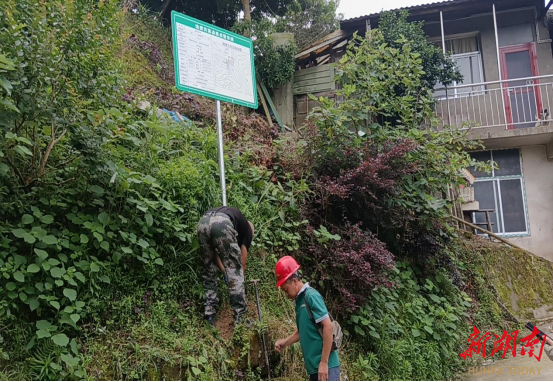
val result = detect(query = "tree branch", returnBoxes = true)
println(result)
[43,154,82,175]
[38,125,67,178]
[38,176,76,186]
[160,0,173,20]
[4,154,26,186]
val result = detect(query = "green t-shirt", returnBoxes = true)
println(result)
[295,285,340,375]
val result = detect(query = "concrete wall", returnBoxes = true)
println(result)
[427,7,553,129]
[426,7,553,260]
[508,145,553,260]
[423,8,553,81]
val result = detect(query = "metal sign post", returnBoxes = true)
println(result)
[171,11,257,205]
[215,100,227,206]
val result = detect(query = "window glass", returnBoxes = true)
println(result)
[505,50,533,88]
[432,35,482,98]
[455,54,483,94]
[470,149,528,235]
[456,56,472,82]
[469,151,492,178]
[500,179,526,233]
[474,181,500,233]
[493,149,522,176]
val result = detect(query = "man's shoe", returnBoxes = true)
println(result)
[206,314,216,327]
[234,316,254,329]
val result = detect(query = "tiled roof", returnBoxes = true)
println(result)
[340,0,477,26]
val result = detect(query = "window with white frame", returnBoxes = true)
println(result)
[468,149,529,235]
[433,34,484,98]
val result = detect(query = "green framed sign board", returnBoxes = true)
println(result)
[171,11,258,109]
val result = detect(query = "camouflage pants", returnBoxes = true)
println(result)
[197,212,246,320]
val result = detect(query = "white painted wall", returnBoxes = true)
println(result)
[510,145,553,260]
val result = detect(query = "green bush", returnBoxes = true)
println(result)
[347,262,471,380]
[0,1,306,379]
[232,19,298,93]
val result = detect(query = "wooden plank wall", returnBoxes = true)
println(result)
[293,64,337,127]
[291,36,352,128]
[294,90,337,127]
[293,64,335,95]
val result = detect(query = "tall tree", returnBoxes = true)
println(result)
[378,10,462,89]
[140,0,293,27]
[240,0,251,21]
[276,0,341,49]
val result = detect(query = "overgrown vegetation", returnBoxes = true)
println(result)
[231,19,298,93]
[0,1,538,381]
[0,1,304,379]
[379,10,462,89]
[347,262,471,380]
[293,30,485,312]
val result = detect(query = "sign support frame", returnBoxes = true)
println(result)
[216,100,227,206]
[171,11,257,206]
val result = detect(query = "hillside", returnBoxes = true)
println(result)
[1,2,552,381]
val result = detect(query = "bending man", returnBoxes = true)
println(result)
[197,206,254,326]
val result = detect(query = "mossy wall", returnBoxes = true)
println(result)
[457,233,553,323]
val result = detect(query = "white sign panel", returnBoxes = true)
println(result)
[171,12,258,108]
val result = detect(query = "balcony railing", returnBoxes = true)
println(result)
[434,74,553,130]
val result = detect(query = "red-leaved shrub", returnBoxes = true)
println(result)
[298,222,395,313]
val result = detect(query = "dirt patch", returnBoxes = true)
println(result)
[215,307,234,340]
[215,301,259,340]
[246,300,261,320]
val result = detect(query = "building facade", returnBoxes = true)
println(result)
[291,0,553,260]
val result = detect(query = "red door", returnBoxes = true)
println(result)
[500,43,541,129]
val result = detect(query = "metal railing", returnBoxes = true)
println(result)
[434,74,553,130]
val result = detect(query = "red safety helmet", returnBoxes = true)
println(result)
[275,256,300,288]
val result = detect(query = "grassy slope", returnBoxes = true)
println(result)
[80,13,307,381]
[3,10,550,381]
[0,11,304,382]
[77,12,389,382]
